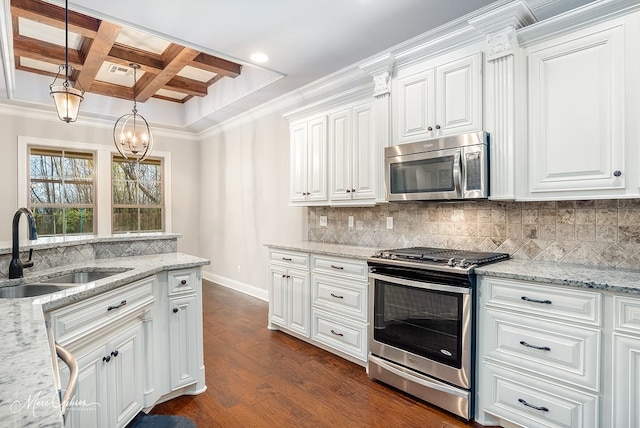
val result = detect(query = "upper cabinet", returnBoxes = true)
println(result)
[393,52,483,144]
[290,116,328,204]
[516,9,640,200]
[328,100,379,204]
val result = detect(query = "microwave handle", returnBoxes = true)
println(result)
[453,150,462,196]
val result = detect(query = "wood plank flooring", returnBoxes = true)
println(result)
[151,281,487,427]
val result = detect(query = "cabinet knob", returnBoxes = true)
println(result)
[351,189,355,193]
[180,279,187,285]
[172,307,179,313]
[435,124,441,130]
[103,355,111,363]
[614,170,622,177]
[111,350,119,358]
[427,126,433,131]
[346,189,351,193]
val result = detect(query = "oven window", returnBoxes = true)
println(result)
[389,156,454,194]
[374,280,462,368]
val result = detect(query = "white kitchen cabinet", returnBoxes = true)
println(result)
[521,15,638,200]
[328,100,378,204]
[61,321,144,428]
[393,52,482,144]
[476,276,602,427]
[612,296,640,428]
[290,116,328,204]
[268,250,311,337]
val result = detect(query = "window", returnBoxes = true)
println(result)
[28,148,95,236]
[112,156,164,233]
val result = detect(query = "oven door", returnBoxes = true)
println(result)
[369,272,472,389]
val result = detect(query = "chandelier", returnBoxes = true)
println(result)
[49,0,84,123]
[113,63,153,162]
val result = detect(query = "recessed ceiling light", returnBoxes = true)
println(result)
[250,52,269,63]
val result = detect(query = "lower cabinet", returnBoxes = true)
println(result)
[267,248,369,365]
[49,267,204,428]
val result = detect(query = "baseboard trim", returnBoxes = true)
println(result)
[202,272,268,302]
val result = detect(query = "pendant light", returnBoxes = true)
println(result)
[49,0,84,123]
[113,63,153,162]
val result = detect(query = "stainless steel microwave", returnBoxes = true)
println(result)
[385,132,489,202]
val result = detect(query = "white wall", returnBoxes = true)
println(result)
[198,107,307,300]
[0,107,201,256]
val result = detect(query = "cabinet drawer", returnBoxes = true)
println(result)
[311,255,367,281]
[484,308,600,391]
[49,277,155,344]
[311,308,367,362]
[168,269,197,295]
[483,362,598,428]
[311,274,367,321]
[270,249,309,269]
[614,295,640,334]
[481,277,601,326]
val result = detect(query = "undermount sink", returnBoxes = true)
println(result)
[40,268,131,284]
[0,283,76,298]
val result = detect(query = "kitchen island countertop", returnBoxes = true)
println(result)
[0,252,209,428]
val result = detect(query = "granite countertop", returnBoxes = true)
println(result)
[0,252,209,428]
[265,241,381,260]
[476,259,640,294]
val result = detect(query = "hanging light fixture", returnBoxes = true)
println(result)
[113,63,153,162]
[49,0,84,123]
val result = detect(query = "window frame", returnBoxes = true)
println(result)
[18,135,172,236]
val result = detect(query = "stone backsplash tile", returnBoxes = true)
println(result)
[308,199,640,269]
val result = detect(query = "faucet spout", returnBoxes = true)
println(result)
[9,207,38,279]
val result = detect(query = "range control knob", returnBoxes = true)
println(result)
[447,258,456,267]
[459,259,468,268]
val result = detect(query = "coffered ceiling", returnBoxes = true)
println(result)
[0,0,597,133]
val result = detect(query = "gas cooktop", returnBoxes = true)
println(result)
[369,246,509,271]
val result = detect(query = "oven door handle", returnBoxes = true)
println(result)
[369,272,471,294]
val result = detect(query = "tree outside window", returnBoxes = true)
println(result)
[112,157,163,232]
[29,148,95,236]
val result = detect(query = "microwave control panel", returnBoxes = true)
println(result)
[465,152,482,191]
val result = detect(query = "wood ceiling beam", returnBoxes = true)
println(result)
[164,75,208,97]
[77,21,121,91]
[10,0,99,38]
[191,52,242,78]
[13,34,83,69]
[88,80,133,101]
[135,43,199,102]
[106,43,164,74]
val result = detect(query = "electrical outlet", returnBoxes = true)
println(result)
[386,216,393,229]
[348,216,354,229]
[320,215,327,227]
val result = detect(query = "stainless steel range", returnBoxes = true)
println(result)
[367,247,509,420]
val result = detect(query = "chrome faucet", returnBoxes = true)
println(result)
[9,207,38,279]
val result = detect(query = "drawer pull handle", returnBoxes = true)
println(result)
[330,265,344,270]
[521,296,552,305]
[519,341,551,351]
[330,293,344,299]
[107,300,127,311]
[518,398,549,412]
[330,329,344,337]
[282,257,292,261]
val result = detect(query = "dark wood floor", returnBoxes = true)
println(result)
[151,281,486,427]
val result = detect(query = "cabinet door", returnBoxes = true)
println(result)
[394,68,435,143]
[290,122,308,202]
[435,53,482,136]
[527,24,625,196]
[306,116,328,201]
[287,269,310,336]
[169,295,198,390]
[612,333,640,428]
[62,345,108,428]
[351,102,376,200]
[269,265,288,327]
[109,323,144,428]
[329,109,353,201]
